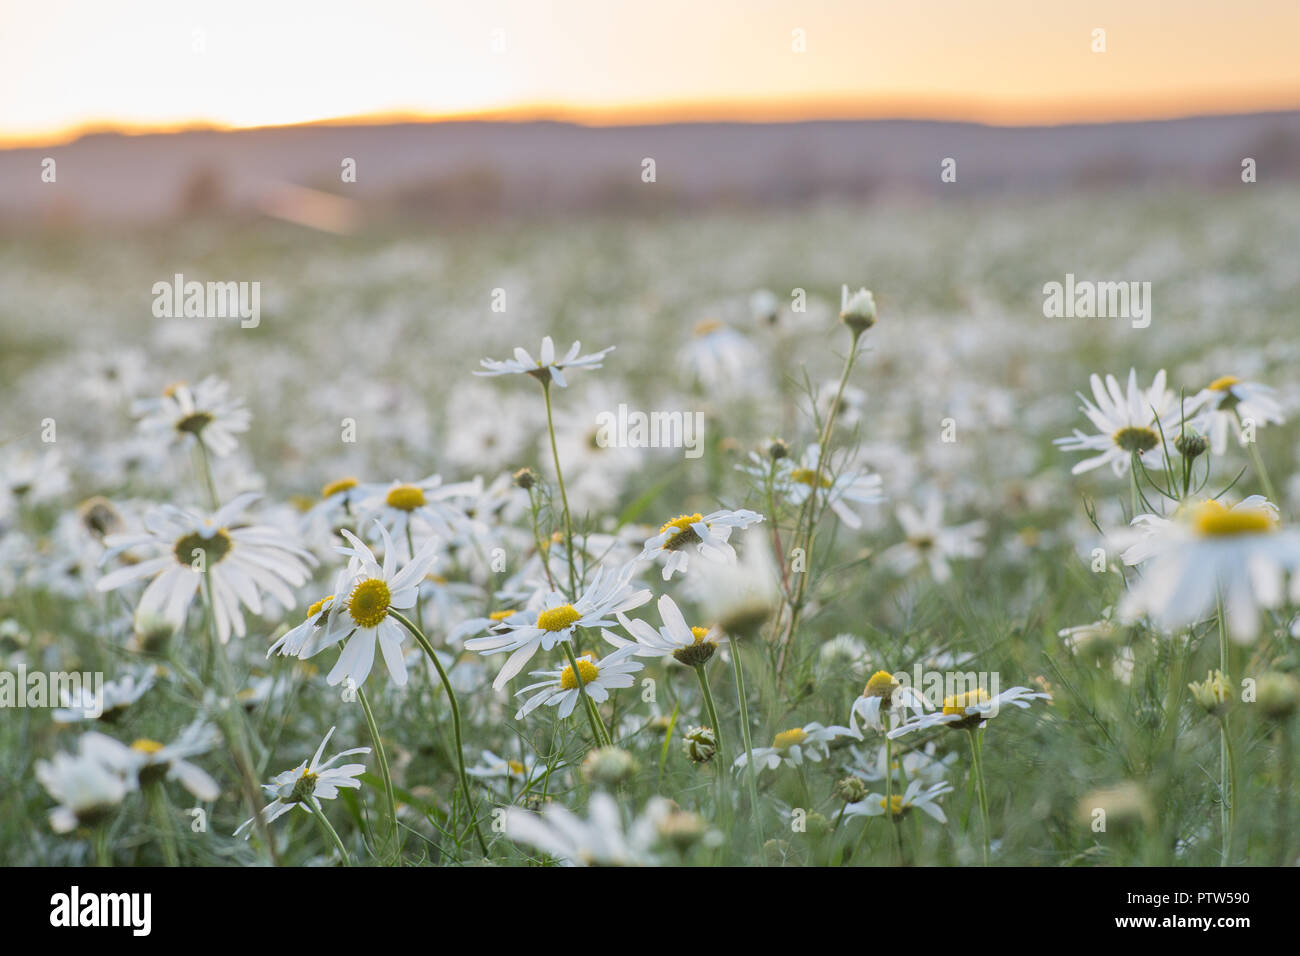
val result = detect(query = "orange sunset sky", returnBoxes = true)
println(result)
[3,0,1299,146]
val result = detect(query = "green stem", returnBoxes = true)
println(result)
[202,577,280,864]
[541,380,578,599]
[147,782,181,866]
[392,609,489,856]
[968,728,990,866]
[562,640,611,746]
[358,686,400,858]
[1216,592,1235,865]
[730,643,765,860]
[307,797,350,865]
[694,663,725,760]
[1239,418,1279,505]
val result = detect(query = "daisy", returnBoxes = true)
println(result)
[845,740,958,787]
[605,593,727,666]
[82,721,221,801]
[95,492,315,644]
[356,474,474,555]
[637,508,764,580]
[501,791,671,866]
[1116,496,1300,642]
[677,319,763,392]
[879,495,987,583]
[133,377,251,458]
[732,721,851,773]
[53,667,156,723]
[847,670,930,737]
[234,726,369,837]
[682,538,782,638]
[465,561,650,690]
[474,335,614,388]
[266,570,348,660]
[467,749,548,787]
[1054,369,1180,476]
[1188,375,1285,455]
[842,778,953,823]
[320,525,440,688]
[888,685,1050,738]
[35,740,133,833]
[751,444,884,530]
[513,646,644,720]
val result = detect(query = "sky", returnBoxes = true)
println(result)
[3,0,1300,145]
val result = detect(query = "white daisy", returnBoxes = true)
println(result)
[1054,368,1180,476]
[732,721,852,773]
[53,667,156,723]
[847,670,930,737]
[637,508,764,580]
[605,593,728,665]
[842,778,953,823]
[513,646,644,720]
[35,740,133,833]
[321,525,440,688]
[133,377,251,458]
[1116,496,1300,642]
[467,749,547,786]
[474,335,614,388]
[888,686,1051,738]
[356,474,474,556]
[501,791,671,866]
[751,444,884,530]
[266,570,348,660]
[1188,375,1285,455]
[95,492,315,644]
[677,319,763,392]
[465,561,651,690]
[82,721,221,801]
[879,494,986,583]
[235,726,369,837]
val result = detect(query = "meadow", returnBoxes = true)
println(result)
[2,183,1298,866]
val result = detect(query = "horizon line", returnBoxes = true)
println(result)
[7,91,1300,150]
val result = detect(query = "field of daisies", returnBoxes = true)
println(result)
[3,183,1299,867]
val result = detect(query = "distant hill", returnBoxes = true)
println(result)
[2,112,1299,225]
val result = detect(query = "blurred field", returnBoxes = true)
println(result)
[2,181,1299,865]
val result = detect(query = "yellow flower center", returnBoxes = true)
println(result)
[489,609,515,622]
[507,760,526,775]
[162,382,185,398]
[307,595,333,619]
[1112,426,1159,454]
[131,739,165,754]
[322,477,358,499]
[386,484,426,511]
[560,658,599,690]
[790,467,833,489]
[942,688,991,716]
[659,513,705,551]
[1192,499,1276,537]
[347,578,392,629]
[537,604,582,632]
[865,670,898,698]
[690,626,712,644]
[693,319,724,336]
[1208,376,1240,392]
[879,795,906,816]
[773,727,808,749]
[173,529,232,567]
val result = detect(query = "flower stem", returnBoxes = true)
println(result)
[391,609,489,857]
[1239,419,1280,505]
[147,782,181,866]
[358,686,400,859]
[967,728,990,866]
[694,663,725,761]
[730,643,765,860]
[307,797,350,866]
[1216,592,1235,865]
[541,380,578,599]
[561,640,611,747]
